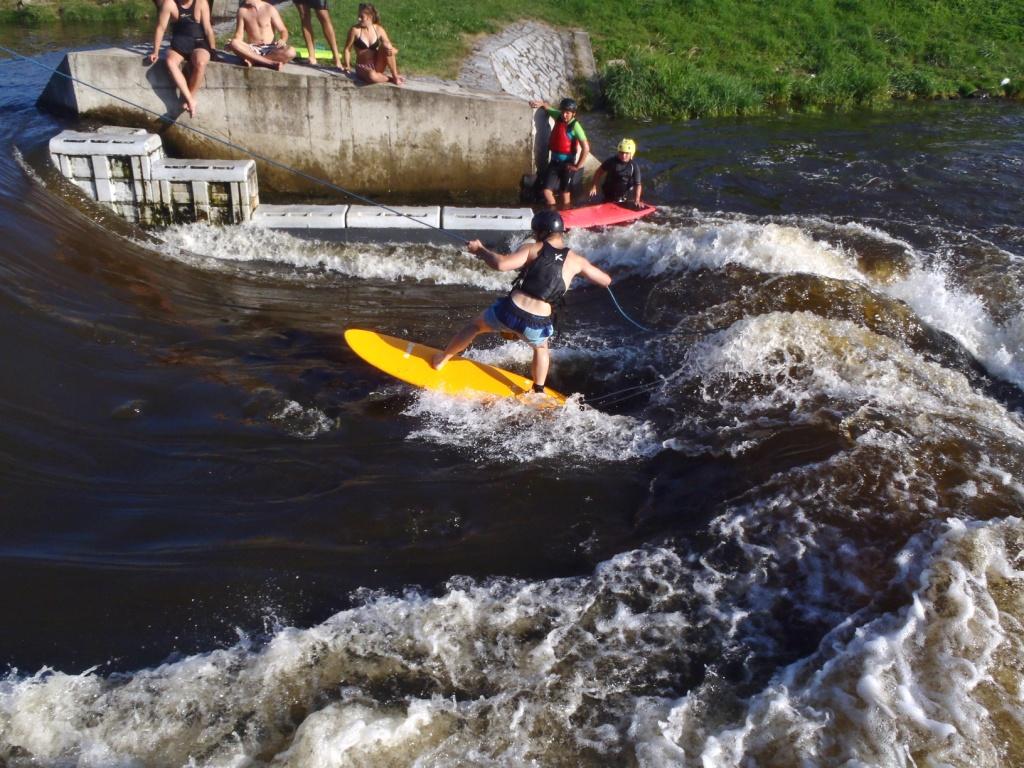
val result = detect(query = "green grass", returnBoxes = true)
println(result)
[280,0,1024,118]
[0,0,152,25]
[6,0,1023,117]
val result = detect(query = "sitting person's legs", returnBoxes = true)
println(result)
[374,44,403,84]
[229,40,292,69]
[356,60,390,83]
[164,48,197,116]
[187,47,211,98]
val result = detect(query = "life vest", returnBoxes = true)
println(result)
[549,119,580,158]
[514,242,569,304]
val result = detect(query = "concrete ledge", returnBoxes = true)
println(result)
[152,158,255,182]
[49,130,163,156]
[442,206,533,231]
[249,203,534,243]
[346,205,440,229]
[39,46,541,200]
[252,204,349,229]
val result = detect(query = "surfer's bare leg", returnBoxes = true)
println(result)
[433,315,489,370]
[531,343,550,388]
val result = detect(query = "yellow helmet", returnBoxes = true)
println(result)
[617,138,637,154]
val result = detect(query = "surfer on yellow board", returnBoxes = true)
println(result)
[432,210,612,394]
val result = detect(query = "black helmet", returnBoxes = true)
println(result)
[531,210,565,239]
[558,97,578,112]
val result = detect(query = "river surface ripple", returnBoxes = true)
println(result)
[1,38,1024,768]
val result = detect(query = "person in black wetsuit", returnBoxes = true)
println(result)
[588,138,644,208]
[432,211,612,395]
[148,0,216,118]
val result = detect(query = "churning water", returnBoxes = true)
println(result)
[1,39,1024,767]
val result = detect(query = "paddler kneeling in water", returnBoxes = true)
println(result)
[432,210,612,394]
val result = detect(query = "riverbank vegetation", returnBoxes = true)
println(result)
[336,0,1024,118]
[4,0,1021,119]
[0,0,150,25]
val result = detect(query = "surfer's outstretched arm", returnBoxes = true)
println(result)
[574,253,613,288]
[467,240,534,272]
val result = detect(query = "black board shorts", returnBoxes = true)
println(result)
[542,158,575,193]
[293,0,329,9]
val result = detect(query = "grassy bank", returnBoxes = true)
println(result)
[283,0,1023,118]
[6,0,1022,119]
[0,0,151,25]
[311,0,1024,118]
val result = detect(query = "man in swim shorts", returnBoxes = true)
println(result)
[432,210,612,394]
[293,0,342,68]
[528,97,591,209]
[227,0,296,69]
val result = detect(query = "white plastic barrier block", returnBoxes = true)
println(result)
[49,129,165,222]
[346,205,441,230]
[252,204,349,229]
[151,158,256,183]
[49,130,162,158]
[96,125,150,136]
[151,158,259,223]
[441,207,534,231]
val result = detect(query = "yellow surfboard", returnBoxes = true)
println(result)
[344,329,567,405]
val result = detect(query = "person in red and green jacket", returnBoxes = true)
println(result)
[528,97,590,209]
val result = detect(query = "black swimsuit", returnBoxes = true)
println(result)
[170,0,210,58]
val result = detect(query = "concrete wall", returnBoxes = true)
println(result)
[38,47,539,201]
[208,0,236,20]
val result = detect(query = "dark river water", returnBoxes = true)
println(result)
[2,31,1024,768]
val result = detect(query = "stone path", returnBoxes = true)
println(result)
[457,20,595,102]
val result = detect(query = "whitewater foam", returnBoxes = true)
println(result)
[152,224,512,290]
[404,390,661,464]
[576,212,1024,391]
[675,311,1024,448]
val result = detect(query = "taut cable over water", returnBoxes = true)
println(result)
[1,42,660,336]
[4,43,1024,763]
[0,43,465,242]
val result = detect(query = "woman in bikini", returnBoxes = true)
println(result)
[148,0,216,118]
[341,3,404,85]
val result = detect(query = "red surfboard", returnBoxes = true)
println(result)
[561,202,656,230]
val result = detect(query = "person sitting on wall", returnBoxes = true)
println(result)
[342,3,405,85]
[528,97,590,209]
[294,0,343,68]
[588,138,644,209]
[227,0,296,70]
[148,0,217,118]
